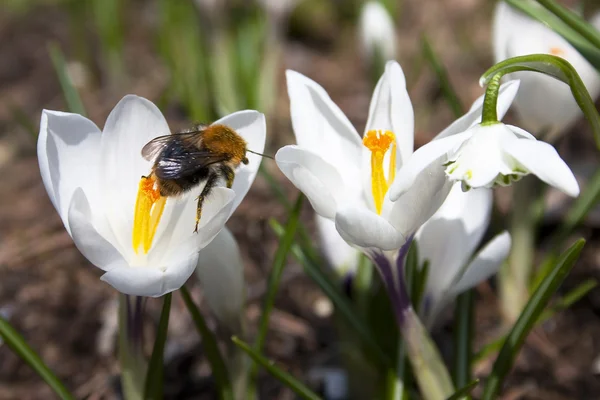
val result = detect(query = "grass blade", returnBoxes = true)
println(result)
[0,316,74,400]
[232,336,321,400]
[180,286,233,400]
[446,379,479,400]
[270,220,392,368]
[481,239,585,399]
[144,293,172,400]
[48,43,86,116]
[535,0,600,50]
[452,291,473,389]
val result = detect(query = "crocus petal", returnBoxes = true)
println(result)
[196,227,245,333]
[276,145,348,219]
[502,133,580,196]
[451,231,511,295]
[68,189,128,272]
[365,61,414,164]
[100,266,169,298]
[335,205,405,251]
[213,110,266,214]
[388,132,471,200]
[435,80,520,140]
[286,70,363,175]
[100,95,171,251]
[38,110,102,234]
[493,2,532,63]
[384,154,454,238]
[316,215,361,274]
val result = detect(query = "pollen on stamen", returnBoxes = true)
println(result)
[363,130,397,215]
[132,176,166,255]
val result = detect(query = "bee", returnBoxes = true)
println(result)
[141,123,257,232]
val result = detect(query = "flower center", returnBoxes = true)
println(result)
[132,175,166,254]
[363,130,396,214]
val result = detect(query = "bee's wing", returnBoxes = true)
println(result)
[154,151,228,179]
[141,131,203,162]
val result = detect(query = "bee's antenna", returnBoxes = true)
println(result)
[247,149,274,159]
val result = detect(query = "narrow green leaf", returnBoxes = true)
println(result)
[445,379,479,400]
[0,316,74,400]
[535,0,600,50]
[232,336,321,400]
[10,104,38,139]
[180,286,233,400]
[270,220,392,368]
[452,291,473,389]
[475,278,596,362]
[481,54,600,148]
[422,35,464,118]
[505,0,600,70]
[482,239,585,399]
[144,293,172,400]
[386,338,409,400]
[48,43,86,116]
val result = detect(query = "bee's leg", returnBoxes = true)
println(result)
[195,172,219,233]
[219,165,235,189]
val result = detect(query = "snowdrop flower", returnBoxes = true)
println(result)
[359,1,396,64]
[416,185,511,328]
[493,2,600,140]
[38,95,265,297]
[196,227,246,333]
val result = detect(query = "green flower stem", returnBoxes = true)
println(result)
[399,307,455,400]
[501,177,538,324]
[481,73,502,125]
[118,295,146,400]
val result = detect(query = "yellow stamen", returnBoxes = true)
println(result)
[549,47,565,57]
[363,130,396,214]
[132,176,166,254]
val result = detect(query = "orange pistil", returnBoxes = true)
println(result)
[132,175,166,254]
[363,130,397,214]
[549,47,565,57]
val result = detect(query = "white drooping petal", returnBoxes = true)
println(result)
[435,80,520,140]
[446,124,518,188]
[316,215,361,275]
[100,95,171,251]
[68,189,128,272]
[335,205,405,251]
[451,231,512,295]
[276,145,349,219]
[38,110,102,234]
[196,227,246,333]
[417,186,492,307]
[358,1,396,63]
[100,265,175,298]
[285,70,363,178]
[384,154,454,238]
[388,132,471,200]
[365,61,414,164]
[212,110,266,214]
[502,131,580,197]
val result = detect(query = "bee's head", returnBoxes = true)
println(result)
[242,156,249,165]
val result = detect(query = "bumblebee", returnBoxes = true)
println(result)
[141,123,250,232]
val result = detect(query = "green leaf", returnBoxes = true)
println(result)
[452,291,473,389]
[422,35,464,118]
[48,43,87,116]
[481,239,585,400]
[270,220,392,368]
[180,286,233,400]
[144,293,172,400]
[535,0,600,51]
[445,379,479,400]
[481,54,600,148]
[504,0,600,71]
[232,336,322,400]
[0,316,74,400]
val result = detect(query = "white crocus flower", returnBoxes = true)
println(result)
[196,227,246,333]
[493,2,600,140]
[277,60,519,267]
[38,95,265,297]
[359,1,397,63]
[416,185,511,328]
